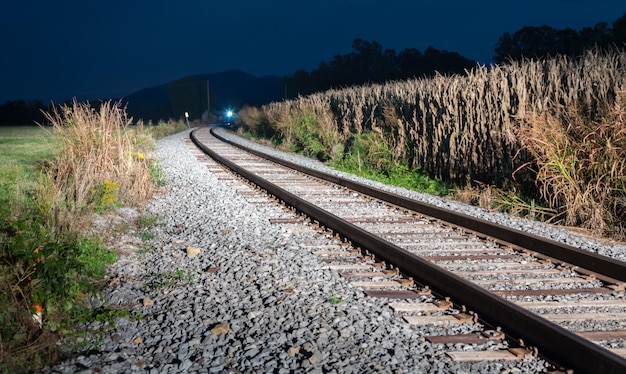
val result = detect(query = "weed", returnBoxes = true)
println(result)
[94,180,121,212]
[92,307,131,324]
[327,295,343,304]
[50,306,135,354]
[38,100,157,231]
[452,180,558,221]
[147,119,188,139]
[235,106,276,139]
[149,159,166,187]
[113,221,132,236]
[0,218,116,372]
[136,246,155,254]
[275,110,329,160]
[136,214,158,229]
[143,270,196,291]
[139,230,155,242]
[516,91,626,236]
[135,214,159,242]
[490,186,559,222]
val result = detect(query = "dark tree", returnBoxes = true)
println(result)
[0,100,50,126]
[284,39,476,98]
[421,46,476,75]
[494,26,566,63]
[613,13,626,44]
[397,48,424,77]
[284,69,316,98]
[578,22,612,50]
[494,13,626,63]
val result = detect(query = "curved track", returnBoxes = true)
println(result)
[190,126,626,373]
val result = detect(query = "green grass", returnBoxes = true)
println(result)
[333,161,451,196]
[0,126,58,227]
[0,126,58,372]
[327,132,451,196]
[0,126,57,176]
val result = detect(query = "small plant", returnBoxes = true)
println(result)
[453,180,558,221]
[139,230,155,242]
[135,214,159,242]
[490,186,559,222]
[94,180,120,211]
[143,270,196,291]
[136,214,158,228]
[113,221,131,235]
[136,245,155,254]
[149,159,166,187]
[57,306,135,353]
[327,295,343,304]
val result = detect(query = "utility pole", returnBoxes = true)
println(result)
[206,80,210,121]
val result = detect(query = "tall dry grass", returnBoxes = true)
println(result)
[515,92,626,235]
[38,100,156,233]
[236,106,274,139]
[253,96,346,161]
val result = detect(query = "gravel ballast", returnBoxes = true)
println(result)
[41,127,626,373]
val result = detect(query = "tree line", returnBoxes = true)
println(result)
[283,39,477,98]
[0,100,51,126]
[493,13,626,63]
[0,99,112,126]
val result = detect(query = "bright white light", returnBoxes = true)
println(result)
[226,110,233,118]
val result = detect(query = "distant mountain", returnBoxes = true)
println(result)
[122,70,284,122]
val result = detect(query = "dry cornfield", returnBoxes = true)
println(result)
[259,49,626,186]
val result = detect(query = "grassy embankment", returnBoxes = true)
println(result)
[0,102,187,373]
[235,49,626,238]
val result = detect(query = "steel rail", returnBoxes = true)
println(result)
[191,128,626,374]
[209,127,626,283]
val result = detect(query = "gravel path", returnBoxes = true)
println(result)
[41,127,626,373]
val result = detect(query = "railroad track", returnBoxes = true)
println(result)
[189,126,626,373]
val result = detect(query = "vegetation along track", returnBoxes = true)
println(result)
[190,126,626,373]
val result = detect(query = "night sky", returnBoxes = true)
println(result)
[1,0,624,104]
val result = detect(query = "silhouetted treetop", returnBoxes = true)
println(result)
[284,39,476,98]
[494,12,626,63]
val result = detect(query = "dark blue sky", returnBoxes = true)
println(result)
[1,0,624,103]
